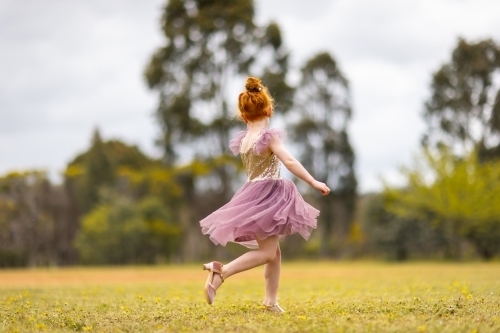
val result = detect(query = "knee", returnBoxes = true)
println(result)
[263,247,281,263]
[263,249,277,263]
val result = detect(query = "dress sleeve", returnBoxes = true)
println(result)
[229,131,247,156]
[254,128,287,155]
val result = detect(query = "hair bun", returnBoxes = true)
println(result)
[245,77,262,92]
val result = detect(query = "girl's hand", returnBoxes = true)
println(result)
[269,135,330,196]
[312,181,330,196]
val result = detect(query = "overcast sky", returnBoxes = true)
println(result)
[1,0,500,193]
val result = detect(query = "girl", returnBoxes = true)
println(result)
[199,77,330,313]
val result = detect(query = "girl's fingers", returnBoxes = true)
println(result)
[323,185,330,195]
[315,182,330,195]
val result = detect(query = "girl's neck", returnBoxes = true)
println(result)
[246,117,269,132]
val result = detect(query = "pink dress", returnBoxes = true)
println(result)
[199,128,319,249]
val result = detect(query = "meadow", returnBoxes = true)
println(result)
[0,262,499,332]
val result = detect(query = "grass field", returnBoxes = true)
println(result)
[1,262,499,332]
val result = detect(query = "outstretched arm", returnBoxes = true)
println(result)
[268,134,330,196]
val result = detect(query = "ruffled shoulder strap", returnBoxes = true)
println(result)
[229,130,247,156]
[254,128,286,155]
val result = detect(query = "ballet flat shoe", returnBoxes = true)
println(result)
[262,302,285,313]
[202,261,224,305]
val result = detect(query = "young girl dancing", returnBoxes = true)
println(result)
[199,77,330,313]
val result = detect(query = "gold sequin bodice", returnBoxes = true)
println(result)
[241,149,281,182]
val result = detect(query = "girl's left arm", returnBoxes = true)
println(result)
[269,135,330,196]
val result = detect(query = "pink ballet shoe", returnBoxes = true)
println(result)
[262,302,285,313]
[202,261,224,305]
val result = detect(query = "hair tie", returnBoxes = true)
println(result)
[248,87,262,93]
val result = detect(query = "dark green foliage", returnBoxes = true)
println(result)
[383,148,500,260]
[74,193,181,265]
[70,136,154,171]
[145,0,258,165]
[65,128,158,214]
[0,171,78,266]
[466,221,500,260]
[420,38,500,260]
[423,38,500,159]
[79,129,115,213]
[360,193,445,261]
[139,196,182,261]
[294,52,355,193]
[261,22,295,113]
[68,129,156,173]
[63,132,185,265]
[291,52,357,257]
[144,0,290,166]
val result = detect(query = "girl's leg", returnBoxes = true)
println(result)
[263,243,281,306]
[210,235,279,290]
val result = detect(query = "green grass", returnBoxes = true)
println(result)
[1,262,499,332]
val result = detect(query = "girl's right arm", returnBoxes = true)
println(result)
[269,135,330,196]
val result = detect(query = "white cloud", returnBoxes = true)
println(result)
[255,0,334,22]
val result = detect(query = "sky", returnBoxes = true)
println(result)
[1,0,500,193]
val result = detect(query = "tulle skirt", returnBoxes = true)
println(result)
[200,179,319,249]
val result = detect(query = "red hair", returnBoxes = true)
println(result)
[237,77,274,122]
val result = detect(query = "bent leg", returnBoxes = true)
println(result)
[210,235,279,290]
[264,243,281,306]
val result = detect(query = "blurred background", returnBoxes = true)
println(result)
[1,0,499,267]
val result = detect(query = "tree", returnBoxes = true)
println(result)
[65,129,159,214]
[74,128,115,213]
[423,38,500,159]
[144,1,293,260]
[144,0,291,198]
[0,171,77,266]
[74,192,181,265]
[291,52,357,257]
[260,22,295,114]
[384,147,500,260]
[360,193,446,261]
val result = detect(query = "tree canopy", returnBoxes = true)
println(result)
[384,147,500,259]
[65,128,159,214]
[144,0,290,165]
[291,52,357,256]
[423,38,500,159]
